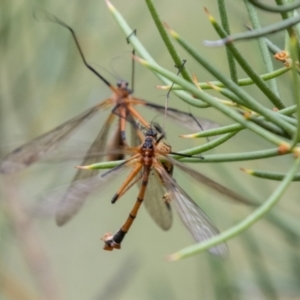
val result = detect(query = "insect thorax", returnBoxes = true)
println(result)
[156,141,171,154]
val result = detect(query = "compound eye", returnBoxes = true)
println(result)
[117,82,121,88]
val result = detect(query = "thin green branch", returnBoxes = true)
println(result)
[247,0,300,13]
[137,56,292,145]
[168,27,295,133]
[204,14,300,46]
[83,147,285,169]
[249,117,290,138]
[144,0,193,83]
[244,169,300,181]
[183,105,296,139]
[172,132,237,158]
[217,0,238,82]
[207,9,285,109]
[105,0,208,108]
[290,32,300,147]
[264,37,283,54]
[161,67,290,91]
[179,148,285,163]
[182,123,242,138]
[244,0,280,97]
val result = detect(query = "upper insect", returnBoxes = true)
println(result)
[116,80,131,93]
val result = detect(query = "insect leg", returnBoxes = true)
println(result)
[102,166,150,251]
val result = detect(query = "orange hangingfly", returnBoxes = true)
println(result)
[0,13,218,225]
[77,123,251,256]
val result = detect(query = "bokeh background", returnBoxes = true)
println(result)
[1,0,300,299]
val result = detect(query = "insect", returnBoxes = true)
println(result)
[0,14,218,224]
[77,124,251,256]
[0,12,217,173]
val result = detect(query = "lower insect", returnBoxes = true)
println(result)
[78,124,251,256]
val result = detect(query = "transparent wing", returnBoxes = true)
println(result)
[106,124,126,161]
[34,155,132,223]
[143,169,172,231]
[55,113,117,226]
[0,101,111,174]
[155,162,228,256]
[163,107,220,132]
[164,155,254,206]
[135,99,219,132]
[130,122,172,230]
[130,117,143,148]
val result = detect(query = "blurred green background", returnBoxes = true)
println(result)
[1,0,300,299]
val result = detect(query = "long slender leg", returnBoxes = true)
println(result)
[165,59,187,129]
[102,166,150,251]
[126,105,149,127]
[126,29,137,93]
[111,163,142,204]
[119,105,127,142]
[39,11,116,91]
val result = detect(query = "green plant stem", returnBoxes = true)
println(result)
[183,123,243,138]
[168,28,295,134]
[179,148,284,163]
[137,56,291,146]
[264,37,283,54]
[105,0,208,108]
[106,0,294,143]
[248,0,300,13]
[87,147,285,170]
[172,132,237,158]
[245,169,300,181]
[275,0,294,19]
[217,0,238,82]
[165,67,290,91]
[185,104,296,138]
[290,32,300,147]
[144,0,193,83]
[204,13,300,46]
[244,0,280,97]
[208,11,285,109]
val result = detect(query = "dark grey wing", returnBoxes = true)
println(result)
[139,100,220,132]
[129,116,143,148]
[106,124,126,161]
[143,169,172,230]
[55,113,117,226]
[0,101,110,174]
[165,155,254,206]
[35,151,130,222]
[129,122,172,230]
[155,163,228,256]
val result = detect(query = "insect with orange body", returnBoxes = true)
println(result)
[78,124,251,256]
[0,14,218,225]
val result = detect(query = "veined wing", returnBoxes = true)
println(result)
[132,98,219,132]
[55,113,117,226]
[155,162,228,257]
[106,124,126,161]
[164,155,254,206]
[143,168,172,231]
[130,122,172,230]
[34,150,131,222]
[0,100,111,174]
[130,116,143,148]
[164,107,219,132]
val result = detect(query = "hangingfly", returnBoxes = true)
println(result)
[77,124,251,256]
[0,13,218,225]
